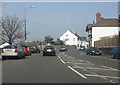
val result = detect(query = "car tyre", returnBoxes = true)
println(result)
[111,54,115,59]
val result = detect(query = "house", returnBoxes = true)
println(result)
[60,30,88,49]
[86,13,119,47]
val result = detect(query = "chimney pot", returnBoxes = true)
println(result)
[96,13,101,22]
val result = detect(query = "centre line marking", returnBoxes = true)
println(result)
[68,66,87,79]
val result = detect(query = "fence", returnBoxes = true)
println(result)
[94,35,120,55]
[94,35,120,48]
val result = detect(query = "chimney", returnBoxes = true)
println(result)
[96,13,101,22]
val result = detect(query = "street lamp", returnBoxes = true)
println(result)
[24,6,35,41]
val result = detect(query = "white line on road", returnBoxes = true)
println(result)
[60,59,65,64]
[68,66,87,79]
[72,66,117,71]
[100,65,119,71]
[84,74,120,79]
[58,56,60,59]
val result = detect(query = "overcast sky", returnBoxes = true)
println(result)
[2,1,118,41]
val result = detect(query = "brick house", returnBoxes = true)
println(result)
[86,13,119,47]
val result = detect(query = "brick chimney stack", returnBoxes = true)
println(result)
[96,13,101,22]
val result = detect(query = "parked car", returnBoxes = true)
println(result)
[110,46,120,59]
[59,46,67,52]
[0,48,2,59]
[29,46,40,53]
[79,45,85,50]
[29,46,36,53]
[86,47,101,55]
[43,45,56,56]
[22,46,31,56]
[1,45,25,59]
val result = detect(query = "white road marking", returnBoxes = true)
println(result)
[60,59,65,64]
[68,66,87,79]
[83,60,95,65]
[84,74,120,79]
[72,66,117,71]
[101,65,119,71]
[58,56,60,59]
[110,79,119,83]
[66,61,70,63]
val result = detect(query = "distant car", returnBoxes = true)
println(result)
[110,46,120,59]
[86,47,101,55]
[1,45,25,59]
[79,46,85,50]
[29,46,36,53]
[60,46,67,52]
[29,46,40,53]
[22,46,31,56]
[43,45,56,56]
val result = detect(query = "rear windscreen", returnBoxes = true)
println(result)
[4,45,17,49]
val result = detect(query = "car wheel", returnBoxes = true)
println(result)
[18,55,22,59]
[22,55,26,58]
[43,54,45,56]
[111,54,115,59]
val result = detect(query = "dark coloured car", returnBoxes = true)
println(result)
[43,45,56,56]
[60,46,67,52]
[29,46,40,53]
[110,46,120,59]
[86,47,101,55]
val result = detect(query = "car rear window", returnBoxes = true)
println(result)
[44,46,54,50]
[91,47,100,51]
[4,45,17,49]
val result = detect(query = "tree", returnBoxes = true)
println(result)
[44,35,53,44]
[56,38,64,45]
[1,15,24,45]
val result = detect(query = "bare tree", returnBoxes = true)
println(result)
[1,15,24,45]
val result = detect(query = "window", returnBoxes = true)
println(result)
[65,38,69,41]
[73,38,75,41]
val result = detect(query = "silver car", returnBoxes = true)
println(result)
[1,45,25,59]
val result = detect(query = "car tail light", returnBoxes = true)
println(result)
[15,49,19,53]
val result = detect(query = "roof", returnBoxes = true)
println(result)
[80,37,87,41]
[0,43,10,48]
[93,18,119,27]
[68,30,81,39]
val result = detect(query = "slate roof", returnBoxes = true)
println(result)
[93,18,119,27]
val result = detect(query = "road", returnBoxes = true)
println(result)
[2,46,120,84]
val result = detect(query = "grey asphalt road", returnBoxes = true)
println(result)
[2,46,120,84]
[2,54,87,83]
[59,46,120,83]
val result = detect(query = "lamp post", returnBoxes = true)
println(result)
[24,6,35,42]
